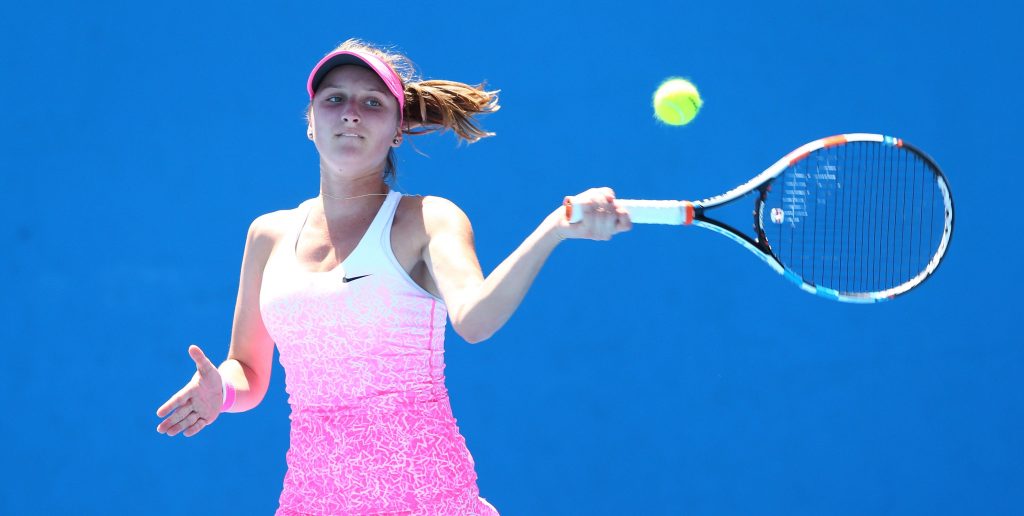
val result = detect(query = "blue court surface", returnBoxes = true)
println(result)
[2,1,1020,514]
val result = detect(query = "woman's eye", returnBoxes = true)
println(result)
[366,98,382,107]
[327,96,344,103]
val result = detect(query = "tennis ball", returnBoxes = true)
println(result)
[653,78,702,126]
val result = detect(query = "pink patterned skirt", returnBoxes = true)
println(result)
[275,398,498,515]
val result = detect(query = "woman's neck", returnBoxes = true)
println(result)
[317,168,389,220]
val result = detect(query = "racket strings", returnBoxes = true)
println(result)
[766,141,946,294]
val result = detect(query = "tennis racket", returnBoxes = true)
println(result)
[564,133,954,303]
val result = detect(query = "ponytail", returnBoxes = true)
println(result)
[404,80,500,143]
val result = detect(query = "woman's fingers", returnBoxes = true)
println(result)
[561,187,632,241]
[588,209,615,240]
[157,345,210,420]
[165,409,201,437]
[189,345,223,405]
[182,418,208,438]
[156,345,223,437]
[158,387,221,436]
[580,189,622,240]
[156,383,192,419]
[189,345,218,378]
[157,399,193,434]
[614,206,633,234]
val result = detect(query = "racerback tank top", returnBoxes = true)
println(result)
[259,191,498,515]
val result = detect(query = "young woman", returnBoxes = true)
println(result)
[156,38,631,515]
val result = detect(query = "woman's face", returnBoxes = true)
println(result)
[308,64,401,173]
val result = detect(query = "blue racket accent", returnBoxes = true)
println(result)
[815,286,840,301]
[782,268,802,286]
[697,219,893,302]
[691,220,784,274]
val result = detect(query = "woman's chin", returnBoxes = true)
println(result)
[321,155,387,176]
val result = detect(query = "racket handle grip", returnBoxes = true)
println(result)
[563,198,693,225]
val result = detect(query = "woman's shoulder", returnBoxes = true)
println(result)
[247,200,311,246]
[400,194,469,222]
[397,194,472,234]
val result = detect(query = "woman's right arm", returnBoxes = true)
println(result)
[219,213,278,412]
[155,214,278,436]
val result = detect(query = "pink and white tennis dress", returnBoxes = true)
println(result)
[259,191,498,515]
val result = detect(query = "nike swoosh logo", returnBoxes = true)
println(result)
[342,274,372,283]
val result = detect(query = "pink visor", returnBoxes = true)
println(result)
[307,50,405,122]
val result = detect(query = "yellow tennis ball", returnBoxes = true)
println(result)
[653,78,702,126]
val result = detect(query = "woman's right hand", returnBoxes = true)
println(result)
[557,187,633,241]
[156,345,224,437]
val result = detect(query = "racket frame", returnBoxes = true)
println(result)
[565,133,955,303]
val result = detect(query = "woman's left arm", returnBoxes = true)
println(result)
[423,188,631,343]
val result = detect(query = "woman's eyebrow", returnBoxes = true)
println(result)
[320,83,387,94]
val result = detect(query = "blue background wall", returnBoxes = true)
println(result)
[2,1,1020,514]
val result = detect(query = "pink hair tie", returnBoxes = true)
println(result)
[220,376,236,412]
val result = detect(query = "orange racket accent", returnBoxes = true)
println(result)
[790,135,848,165]
[563,196,573,221]
[821,135,848,148]
[683,202,695,225]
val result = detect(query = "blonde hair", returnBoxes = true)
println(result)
[308,38,501,181]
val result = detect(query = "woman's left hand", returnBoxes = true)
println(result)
[555,187,632,241]
[155,345,224,437]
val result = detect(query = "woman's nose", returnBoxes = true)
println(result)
[340,100,360,123]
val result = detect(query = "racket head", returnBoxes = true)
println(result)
[749,134,954,302]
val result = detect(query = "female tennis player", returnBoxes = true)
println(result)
[155,38,631,515]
